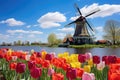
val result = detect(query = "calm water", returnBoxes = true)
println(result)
[0,46,120,57]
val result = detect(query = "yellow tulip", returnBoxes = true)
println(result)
[7,49,12,56]
[63,52,69,56]
[70,62,81,68]
[41,50,47,59]
[70,54,78,62]
[84,65,91,73]
[88,59,93,67]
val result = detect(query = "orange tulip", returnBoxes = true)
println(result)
[61,63,70,71]
[76,68,84,78]
[52,73,64,80]
[30,54,36,61]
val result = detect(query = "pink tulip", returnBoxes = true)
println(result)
[82,72,95,80]
[48,68,55,76]
[25,54,31,61]
[97,61,105,70]
[12,56,17,61]
[85,52,92,60]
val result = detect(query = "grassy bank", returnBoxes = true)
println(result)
[68,44,120,48]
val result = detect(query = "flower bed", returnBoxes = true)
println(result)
[0,48,120,80]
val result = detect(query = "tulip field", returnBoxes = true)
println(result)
[0,48,120,80]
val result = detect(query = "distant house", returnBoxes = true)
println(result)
[63,37,74,45]
[96,40,111,45]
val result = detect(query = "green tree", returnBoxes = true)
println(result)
[103,20,120,45]
[47,33,57,46]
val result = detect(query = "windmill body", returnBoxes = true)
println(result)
[64,4,100,45]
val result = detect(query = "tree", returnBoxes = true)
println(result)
[103,20,120,45]
[47,33,57,45]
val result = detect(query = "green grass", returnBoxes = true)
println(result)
[68,44,120,48]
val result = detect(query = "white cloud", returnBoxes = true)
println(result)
[37,12,66,28]
[82,3,120,18]
[0,33,10,39]
[56,33,66,39]
[70,3,120,20]
[58,27,74,32]
[33,24,39,27]
[95,26,103,32]
[17,36,23,39]
[94,26,105,40]
[7,29,43,35]
[28,34,35,38]
[26,25,31,28]
[70,16,79,21]
[0,18,25,26]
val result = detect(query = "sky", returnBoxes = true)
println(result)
[0,0,120,44]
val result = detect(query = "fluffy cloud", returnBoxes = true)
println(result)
[58,27,74,32]
[56,33,66,39]
[0,33,10,39]
[70,3,120,20]
[0,18,25,26]
[7,29,43,35]
[70,16,79,21]
[95,26,103,32]
[37,12,66,28]
[26,25,31,28]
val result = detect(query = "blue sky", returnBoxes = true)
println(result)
[0,0,120,44]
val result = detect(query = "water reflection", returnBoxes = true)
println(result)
[0,46,120,57]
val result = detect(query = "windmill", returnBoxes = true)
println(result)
[65,3,100,44]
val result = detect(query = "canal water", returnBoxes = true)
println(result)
[0,46,120,57]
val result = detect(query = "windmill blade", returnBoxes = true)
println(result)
[74,3,82,15]
[85,19,94,32]
[64,21,75,27]
[85,9,100,17]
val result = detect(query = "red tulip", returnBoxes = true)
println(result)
[66,68,77,79]
[4,54,12,62]
[9,62,17,70]
[78,54,86,63]
[108,55,117,64]
[30,67,42,79]
[45,54,53,61]
[102,56,108,64]
[28,61,36,71]
[93,55,100,64]
[61,63,70,71]
[0,53,4,58]
[36,52,41,57]
[42,60,50,68]
[16,62,26,73]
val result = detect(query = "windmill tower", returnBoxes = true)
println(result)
[65,4,100,45]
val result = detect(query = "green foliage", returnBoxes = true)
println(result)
[103,20,120,45]
[48,33,57,46]
[47,33,62,46]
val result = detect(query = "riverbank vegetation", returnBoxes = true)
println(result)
[68,44,120,48]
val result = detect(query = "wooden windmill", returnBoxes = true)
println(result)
[65,4,100,44]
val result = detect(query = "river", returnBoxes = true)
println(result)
[0,46,120,57]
